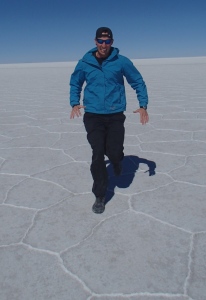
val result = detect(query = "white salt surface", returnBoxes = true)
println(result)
[0,57,206,299]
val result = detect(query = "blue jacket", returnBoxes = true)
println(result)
[70,47,148,114]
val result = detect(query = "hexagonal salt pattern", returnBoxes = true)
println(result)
[23,194,129,253]
[0,205,35,245]
[131,182,206,232]
[0,148,72,175]
[61,211,190,294]
[1,58,206,300]
[0,245,90,300]
[33,162,93,193]
[170,155,206,185]
[1,132,60,148]
[5,177,71,209]
[0,174,27,204]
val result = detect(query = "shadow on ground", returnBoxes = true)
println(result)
[105,155,156,204]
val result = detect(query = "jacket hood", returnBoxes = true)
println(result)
[82,47,119,64]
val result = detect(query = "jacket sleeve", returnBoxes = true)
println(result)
[69,61,85,107]
[122,58,148,107]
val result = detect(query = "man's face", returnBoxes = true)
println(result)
[95,35,113,58]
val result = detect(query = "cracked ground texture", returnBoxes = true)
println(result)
[0,57,206,300]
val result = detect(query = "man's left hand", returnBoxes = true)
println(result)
[133,108,149,125]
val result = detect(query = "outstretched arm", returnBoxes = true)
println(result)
[122,58,148,107]
[69,61,85,115]
[122,58,149,125]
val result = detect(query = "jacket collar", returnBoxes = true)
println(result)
[82,47,119,65]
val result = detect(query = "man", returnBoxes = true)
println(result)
[70,27,149,214]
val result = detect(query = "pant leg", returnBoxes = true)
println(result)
[105,112,126,164]
[83,113,108,197]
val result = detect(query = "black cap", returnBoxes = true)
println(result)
[95,27,113,39]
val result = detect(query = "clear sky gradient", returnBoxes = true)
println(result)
[0,0,205,64]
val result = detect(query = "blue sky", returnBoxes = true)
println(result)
[0,0,205,63]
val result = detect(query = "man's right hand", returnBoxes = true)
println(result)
[70,105,85,119]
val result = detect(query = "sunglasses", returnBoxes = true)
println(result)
[96,39,112,45]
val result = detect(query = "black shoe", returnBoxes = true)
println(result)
[113,163,122,176]
[92,197,105,214]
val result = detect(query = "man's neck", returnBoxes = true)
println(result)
[95,51,108,59]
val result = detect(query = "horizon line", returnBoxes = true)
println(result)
[0,55,206,66]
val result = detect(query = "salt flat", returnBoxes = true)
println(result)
[0,57,206,300]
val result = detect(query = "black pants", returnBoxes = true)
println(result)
[83,112,126,197]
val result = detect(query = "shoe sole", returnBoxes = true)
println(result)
[92,205,105,214]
